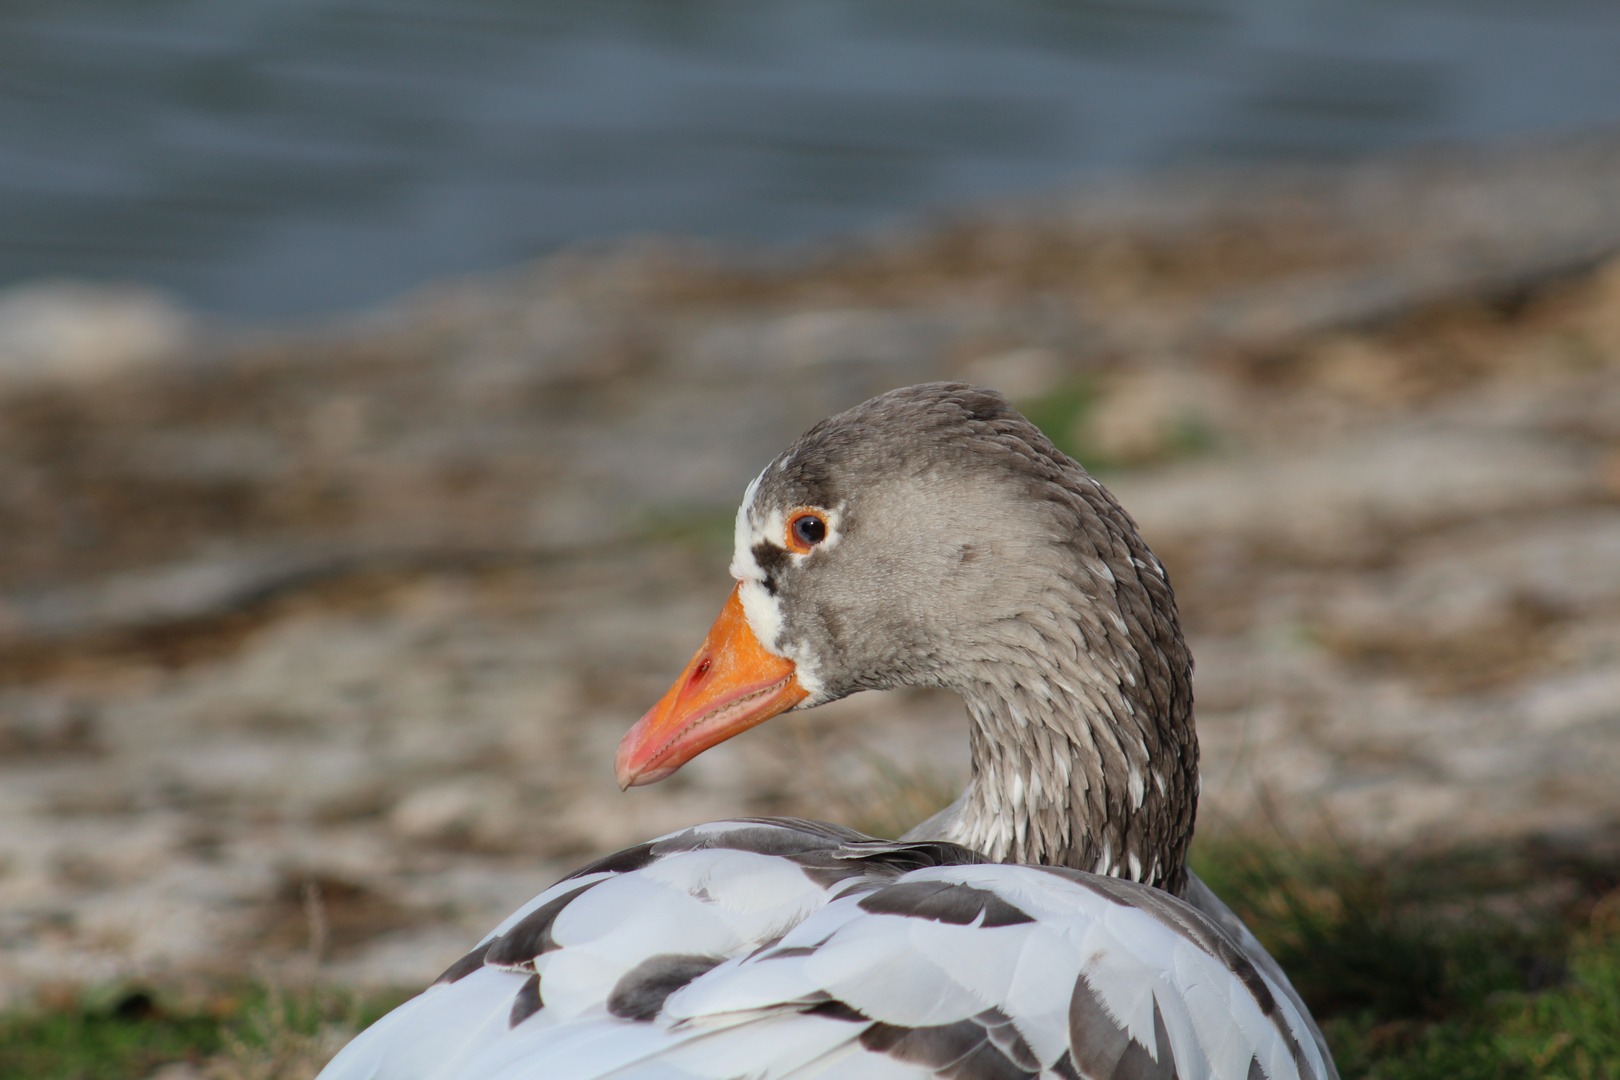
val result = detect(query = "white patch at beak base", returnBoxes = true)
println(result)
[727,468,826,701]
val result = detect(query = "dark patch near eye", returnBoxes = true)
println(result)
[797,479,840,511]
[752,541,791,575]
[1069,976,1177,1080]
[801,996,869,1022]
[762,451,841,513]
[558,841,659,881]
[857,880,1035,927]
[860,1009,1040,1079]
[606,954,724,1021]
[486,881,600,968]
[432,939,493,985]
[508,974,543,1028]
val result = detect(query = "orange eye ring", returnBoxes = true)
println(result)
[784,509,828,554]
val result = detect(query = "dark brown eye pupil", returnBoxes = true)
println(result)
[793,515,826,545]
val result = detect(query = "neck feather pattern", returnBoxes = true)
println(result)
[942,663,1197,896]
[926,467,1198,896]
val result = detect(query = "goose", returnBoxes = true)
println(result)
[318,383,1337,1080]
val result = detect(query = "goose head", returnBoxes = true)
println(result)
[615,382,1197,892]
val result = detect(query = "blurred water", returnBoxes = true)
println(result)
[1,0,1618,318]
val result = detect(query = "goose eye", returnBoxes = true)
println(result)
[787,512,827,552]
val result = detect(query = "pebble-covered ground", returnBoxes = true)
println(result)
[1,134,1619,1006]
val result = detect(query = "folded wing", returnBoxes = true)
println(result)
[317,819,1328,1080]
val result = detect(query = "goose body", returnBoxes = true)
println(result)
[318,385,1337,1080]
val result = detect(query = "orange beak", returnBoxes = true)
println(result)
[615,585,808,789]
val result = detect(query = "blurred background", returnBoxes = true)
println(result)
[2,3,1620,1077]
[5,0,1620,316]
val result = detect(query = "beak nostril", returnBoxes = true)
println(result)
[693,659,712,681]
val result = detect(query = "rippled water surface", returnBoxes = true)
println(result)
[3,0,1619,316]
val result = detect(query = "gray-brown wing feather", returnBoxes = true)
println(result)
[320,820,1330,1080]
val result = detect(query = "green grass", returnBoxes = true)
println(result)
[0,983,410,1080]
[4,842,1615,1079]
[1191,837,1620,1080]
[0,990,224,1080]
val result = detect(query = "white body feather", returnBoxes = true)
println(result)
[318,820,1327,1080]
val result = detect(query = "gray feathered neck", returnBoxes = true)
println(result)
[740,383,1198,896]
